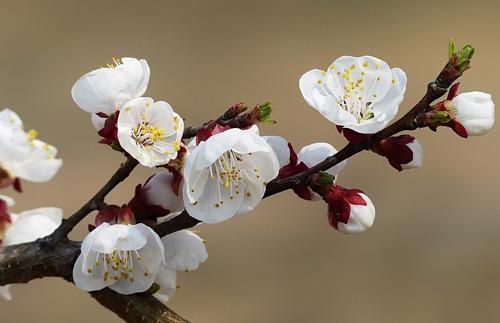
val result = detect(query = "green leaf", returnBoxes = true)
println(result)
[448,38,455,59]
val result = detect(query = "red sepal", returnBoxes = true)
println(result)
[372,135,415,172]
[98,111,120,146]
[196,123,229,144]
[13,178,22,193]
[450,120,468,138]
[94,205,136,229]
[447,83,460,101]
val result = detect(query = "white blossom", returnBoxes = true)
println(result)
[73,223,165,295]
[117,97,184,167]
[183,128,279,224]
[0,109,62,186]
[300,56,406,134]
[71,57,150,114]
[448,91,495,136]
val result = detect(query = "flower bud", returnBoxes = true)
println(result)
[372,135,423,171]
[143,171,184,215]
[317,184,375,234]
[449,92,495,136]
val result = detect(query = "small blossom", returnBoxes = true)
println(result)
[313,183,375,234]
[117,97,184,167]
[73,222,165,295]
[372,135,423,171]
[183,128,279,224]
[0,109,62,189]
[155,230,208,302]
[300,56,406,134]
[71,57,150,114]
[447,91,495,137]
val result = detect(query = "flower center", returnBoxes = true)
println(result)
[87,249,150,282]
[132,122,166,147]
[335,67,375,123]
[189,151,263,207]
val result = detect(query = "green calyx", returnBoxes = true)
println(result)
[432,110,452,124]
[315,172,336,185]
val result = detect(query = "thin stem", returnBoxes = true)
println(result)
[52,157,139,240]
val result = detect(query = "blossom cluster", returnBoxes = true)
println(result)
[0,109,63,300]
[0,45,495,304]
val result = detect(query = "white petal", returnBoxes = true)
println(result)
[193,129,272,170]
[154,267,177,302]
[91,114,106,131]
[402,139,423,169]
[71,57,150,114]
[91,223,147,253]
[133,223,166,270]
[183,178,244,224]
[262,136,290,168]
[73,253,112,292]
[0,109,23,130]
[71,68,128,114]
[235,172,266,216]
[162,230,208,271]
[3,208,62,246]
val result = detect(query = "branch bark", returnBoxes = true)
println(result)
[52,157,139,240]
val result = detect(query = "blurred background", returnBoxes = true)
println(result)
[0,0,499,322]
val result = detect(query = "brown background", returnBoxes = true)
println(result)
[0,0,499,322]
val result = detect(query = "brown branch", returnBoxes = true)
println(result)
[90,289,190,323]
[52,157,139,240]
[153,58,464,237]
[182,103,249,139]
